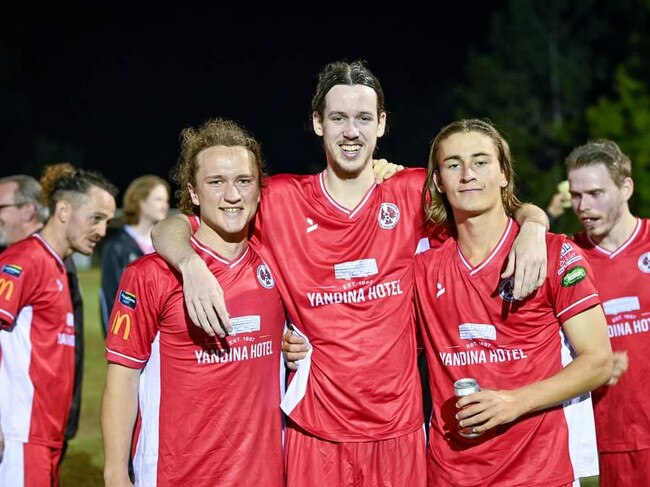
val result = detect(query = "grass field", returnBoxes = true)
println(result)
[57,268,600,486]
[60,268,105,486]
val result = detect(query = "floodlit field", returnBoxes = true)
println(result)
[57,268,601,486]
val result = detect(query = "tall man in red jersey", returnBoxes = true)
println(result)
[413,119,613,486]
[565,139,650,486]
[101,119,286,487]
[152,61,549,486]
[0,164,117,487]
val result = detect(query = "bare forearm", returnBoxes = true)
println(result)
[151,214,195,272]
[512,348,612,416]
[514,203,549,230]
[101,365,140,483]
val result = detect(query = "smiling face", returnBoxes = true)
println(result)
[312,84,386,177]
[569,163,632,240]
[434,131,508,220]
[66,186,116,255]
[189,145,260,243]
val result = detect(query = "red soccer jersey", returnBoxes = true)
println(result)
[105,239,285,487]
[0,235,75,448]
[251,168,432,441]
[573,217,650,453]
[414,219,601,486]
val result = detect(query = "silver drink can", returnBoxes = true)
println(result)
[453,378,482,438]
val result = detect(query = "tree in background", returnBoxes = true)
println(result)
[585,0,650,215]
[453,0,640,233]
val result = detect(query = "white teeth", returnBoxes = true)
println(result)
[341,145,361,153]
[222,208,241,213]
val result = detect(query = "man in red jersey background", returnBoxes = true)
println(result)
[152,61,549,486]
[413,119,612,486]
[0,164,116,487]
[564,139,650,487]
[101,118,286,487]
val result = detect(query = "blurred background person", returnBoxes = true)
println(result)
[566,139,650,487]
[99,175,170,337]
[0,164,116,486]
[0,173,86,463]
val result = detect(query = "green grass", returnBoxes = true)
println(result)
[57,268,602,486]
[60,268,105,486]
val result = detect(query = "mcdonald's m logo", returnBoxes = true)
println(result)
[0,278,14,301]
[111,311,131,340]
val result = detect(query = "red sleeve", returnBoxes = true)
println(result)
[548,235,601,324]
[105,258,167,368]
[0,248,37,328]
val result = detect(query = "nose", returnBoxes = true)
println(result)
[460,165,477,183]
[343,120,360,139]
[577,194,590,212]
[97,221,108,238]
[224,182,242,203]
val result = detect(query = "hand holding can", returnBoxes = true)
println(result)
[454,378,484,438]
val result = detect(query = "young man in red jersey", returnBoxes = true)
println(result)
[565,140,650,487]
[151,61,549,486]
[101,119,286,487]
[413,119,612,486]
[0,165,116,487]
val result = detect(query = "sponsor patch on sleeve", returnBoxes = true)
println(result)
[1,264,22,277]
[119,290,137,309]
[561,266,587,287]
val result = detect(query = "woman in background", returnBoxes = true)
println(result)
[100,174,169,336]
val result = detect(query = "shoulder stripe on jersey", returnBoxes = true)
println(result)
[318,171,377,218]
[588,218,641,259]
[33,234,65,268]
[190,237,250,268]
[105,347,148,364]
[556,293,599,318]
[0,308,15,322]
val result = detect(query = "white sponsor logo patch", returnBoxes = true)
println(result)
[334,259,378,280]
[459,323,497,341]
[603,296,641,315]
[230,315,261,334]
[66,312,74,326]
[378,202,400,229]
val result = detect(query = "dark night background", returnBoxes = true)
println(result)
[1,7,506,201]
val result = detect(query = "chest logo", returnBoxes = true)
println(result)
[56,278,64,292]
[638,252,650,273]
[498,277,516,302]
[378,203,400,229]
[257,264,275,289]
[306,218,318,234]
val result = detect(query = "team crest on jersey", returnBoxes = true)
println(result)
[378,203,400,229]
[498,277,516,302]
[561,266,587,287]
[1,264,22,277]
[119,290,137,309]
[560,243,573,256]
[257,264,275,289]
[638,252,650,273]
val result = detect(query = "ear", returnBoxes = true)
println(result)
[377,111,387,138]
[55,199,72,223]
[433,171,445,193]
[20,203,36,223]
[312,112,323,136]
[188,183,200,207]
[499,169,508,189]
[619,176,634,202]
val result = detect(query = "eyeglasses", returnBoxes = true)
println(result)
[0,203,24,211]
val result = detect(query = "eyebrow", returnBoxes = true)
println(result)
[443,151,491,162]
